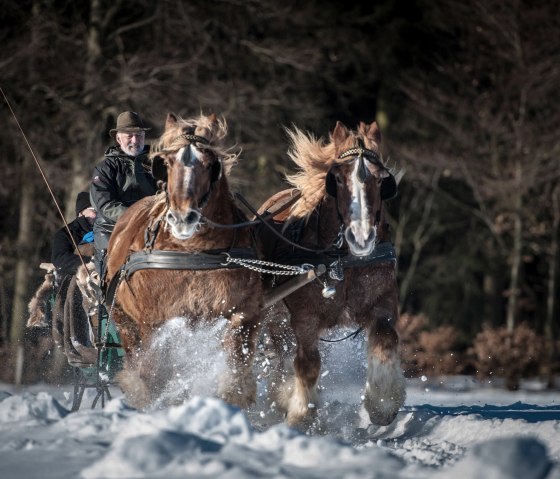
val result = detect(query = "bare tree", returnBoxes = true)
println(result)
[391,0,560,331]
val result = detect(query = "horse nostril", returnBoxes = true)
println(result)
[186,210,200,225]
[166,210,177,225]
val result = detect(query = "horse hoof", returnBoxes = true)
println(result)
[286,408,317,431]
[219,374,257,409]
[364,383,406,426]
[365,403,400,426]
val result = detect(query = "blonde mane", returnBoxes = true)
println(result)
[151,113,240,175]
[148,190,168,218]
[284,127,333,218]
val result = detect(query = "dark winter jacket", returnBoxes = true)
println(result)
[51,216,93,277]
[90,145,158,236]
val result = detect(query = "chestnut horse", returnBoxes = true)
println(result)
[258,120,405,427]
[105,113,262,409]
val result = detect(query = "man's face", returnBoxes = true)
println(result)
[79,207,96,225]
[116,130,145,156]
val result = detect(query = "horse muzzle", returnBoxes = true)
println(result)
[166,208,202,240]
[345,223,376,257]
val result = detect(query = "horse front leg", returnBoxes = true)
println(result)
[112,306,153,409]
[276,319,321,428]
[363,301,406,426]
[219,312,260,408]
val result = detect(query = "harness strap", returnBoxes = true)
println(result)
[103,247,257,307]
[124,248,257,277]
[276,241,397,269]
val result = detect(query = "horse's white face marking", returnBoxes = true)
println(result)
[344,160,376,256]
[178,146,196,194]
[166,145,203,240]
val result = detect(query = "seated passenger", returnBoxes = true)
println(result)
[51,191,96,280]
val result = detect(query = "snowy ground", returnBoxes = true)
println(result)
[1,323,559,478]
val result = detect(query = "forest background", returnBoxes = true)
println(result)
[0,0,558,389]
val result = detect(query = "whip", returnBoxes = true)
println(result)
[1,86,91,273]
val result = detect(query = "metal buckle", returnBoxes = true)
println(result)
[328,259,344,281]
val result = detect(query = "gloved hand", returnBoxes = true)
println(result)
[81,231,94,243]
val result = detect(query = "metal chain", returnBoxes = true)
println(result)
[223,254,314,276]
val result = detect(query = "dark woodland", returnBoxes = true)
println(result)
[0,0,559,386]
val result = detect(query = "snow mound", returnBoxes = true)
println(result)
[0,392,69,424]
[441,437,553,479]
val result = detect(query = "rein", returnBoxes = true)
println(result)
[235,193,344,254]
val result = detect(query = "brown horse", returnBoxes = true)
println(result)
[258,120,405,428]
[105,113,262,409]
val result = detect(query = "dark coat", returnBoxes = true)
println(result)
[90,145,157,236]
[51,216,93,277]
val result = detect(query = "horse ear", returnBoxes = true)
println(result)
[332,121,349,144]
[325,170,337,197]
[380,172,397,200]
[165,113,178,130]
[151,155,168,182]
[366,121,382,143]
[208,112,218,124]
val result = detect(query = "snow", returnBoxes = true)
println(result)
[1,327,559,478]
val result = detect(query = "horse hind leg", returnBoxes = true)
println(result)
[262,303,295,400]
[364,318,406,426]
[218,313,260,409]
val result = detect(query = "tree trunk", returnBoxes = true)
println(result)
[10,152,35,385]
[545,185,559,387]
[506,163,523,333]
[67,0,105,216]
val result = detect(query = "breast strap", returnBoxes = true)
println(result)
[103,247,257,307]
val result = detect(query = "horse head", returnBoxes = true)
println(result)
[326,121,396,256]
[150,113,226,240]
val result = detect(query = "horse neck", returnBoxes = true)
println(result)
[202,177,236,224]
[308,195,342,248]
[198,178,251,248]
[376,206,392,243]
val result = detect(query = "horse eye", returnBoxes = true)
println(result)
[194,142,209,151]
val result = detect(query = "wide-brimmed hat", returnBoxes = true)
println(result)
[109,111,151,139]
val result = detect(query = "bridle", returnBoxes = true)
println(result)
[152,132,222,217]
[337,138,387,183]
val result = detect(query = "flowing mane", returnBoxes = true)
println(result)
[150,113,240,175]
[285,123,381,218]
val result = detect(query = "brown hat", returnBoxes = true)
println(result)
[109,111,151,139]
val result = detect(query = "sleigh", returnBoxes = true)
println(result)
[27,247,124,411]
